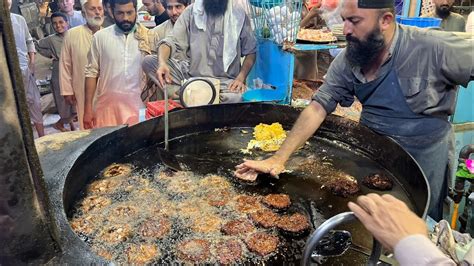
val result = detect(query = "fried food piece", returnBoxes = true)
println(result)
[221,219,256,236]
[245,232,279,256]
[234,195,263,213]
[69,215,102,235]
[249,209,279,228]
[192,215,223,233]
[262,194,291,210]
[207,189,232,207]
[87,178,121,195]
[139,217,171,239]
[167,177,197,194]
[216,239,243,264]
[276,213,311,233]
[103,163,132,178]
[98,224,132,243]
[113,205,137,218]
[93,247,113,261]
[126,244,159,264]
[199,175,232,190]
[176,239,211,263]
[80,195,111,213]
[324,174,360,198]
[362,173,394,191]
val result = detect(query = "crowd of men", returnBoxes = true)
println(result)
[8,0,257,134]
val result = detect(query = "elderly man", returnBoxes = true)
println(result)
[83,0,150,128]
[8,0,45,137]
[36,12,75,132]
[142,0,257,103]
[235,0,473,221]
[142,0,169,26]
[424,0,466,32]
[58,0,86,28]
[59,0,104,130]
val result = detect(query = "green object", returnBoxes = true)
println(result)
[262,27,271,38]
[456,163,474,179]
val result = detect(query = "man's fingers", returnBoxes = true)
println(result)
[348,201,372,225]
[356,195,378,215]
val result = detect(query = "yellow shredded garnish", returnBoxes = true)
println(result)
[242,123,287,153]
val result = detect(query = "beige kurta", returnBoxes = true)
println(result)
[59,25,98,130]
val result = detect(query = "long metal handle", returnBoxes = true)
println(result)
[147,73,170,151]
[163,84,169,151]
[301,212,382,266]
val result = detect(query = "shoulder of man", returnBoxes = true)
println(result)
[398,24,453,49]
[450,12,466,21]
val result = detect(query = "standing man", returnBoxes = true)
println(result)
[142,0,169,26]
[8,0,45,137]
[58,0,87,28]
[235,0,473,221]
[425,0,466,32]
[36,12,75,132]
[142,0,257,103]
[149,0,190,53]
[102,0,115,27]
[59,0,104,130]
[83,0,150,128]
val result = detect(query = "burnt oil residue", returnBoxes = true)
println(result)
[68,128,413,264]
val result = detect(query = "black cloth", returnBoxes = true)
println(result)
[154,11,170,26]
[358,0,394,9]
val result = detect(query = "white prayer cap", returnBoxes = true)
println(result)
[81,0,102,7]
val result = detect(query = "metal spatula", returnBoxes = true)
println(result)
[148,74,182,171]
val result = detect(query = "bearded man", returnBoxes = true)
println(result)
[424,0,465,32]
[59,0,104,130]
[83,0,151,128]
[235,0,474,221]
[141,0,256,103]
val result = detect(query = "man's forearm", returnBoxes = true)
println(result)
[274,101,327,162]
[28,52,35,65]
[158,44,171,66]
[84,77,98,112]
[237,53,256,81]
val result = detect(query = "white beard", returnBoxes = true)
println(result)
[86,15,104,27]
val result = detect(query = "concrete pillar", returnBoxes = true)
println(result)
[0,2,59,264]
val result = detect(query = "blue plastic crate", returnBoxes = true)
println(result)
[399,17,442,28]
[242,89,287,103]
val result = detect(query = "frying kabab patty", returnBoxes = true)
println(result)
[249,209,280,228]
[362,173,394,191]
[245,232,280,256]
[276,213,311,234]
[324,174,360,197]
[222,219,256,236]
[215,239,244,264]
[262,194,291,210]
[176,239,211,263]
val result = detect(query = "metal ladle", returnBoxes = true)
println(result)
[148,73,182,171]
[302,212,382,266]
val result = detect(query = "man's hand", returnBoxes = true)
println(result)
[83,109,96,129]
[348,194,428,252]
[229,78,247,93]
[156,64,172,88]
[234,156,286,181]
[64,95,77,106]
